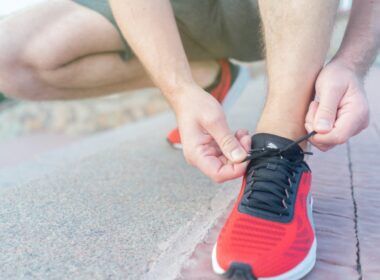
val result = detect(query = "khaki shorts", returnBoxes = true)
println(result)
[74,0,263,62]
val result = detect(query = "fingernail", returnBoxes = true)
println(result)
[231,148,246,162]
[316,119,331,131]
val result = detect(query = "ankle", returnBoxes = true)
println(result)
[256,118,308,150]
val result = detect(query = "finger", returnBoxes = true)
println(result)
[204,116,247,163]
[313,87,344,134]
[196,154,248,183]
[235,130,251,153]
[311,111,361,146]
[202,145,220,157]
[199,134,250,174]
[215,161,248,182]
[240,134,252,153]
[236,129,249,139]
[312,143,334,152]
[307,137,335,151]
[305,122,313,134]
[318,144,335,152]
[305,121,334,151]
[218,155,228,165]
[209,142,223,156]
[305,101,318,126]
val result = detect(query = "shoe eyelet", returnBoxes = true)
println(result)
[282,199,288,209]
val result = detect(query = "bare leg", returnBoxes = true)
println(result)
[0,0,218,100]
[256,0,339,148]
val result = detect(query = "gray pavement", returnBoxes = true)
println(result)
[0,70,266,280]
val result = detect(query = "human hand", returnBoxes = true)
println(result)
[305,60,369,151]
[171,83,251,182]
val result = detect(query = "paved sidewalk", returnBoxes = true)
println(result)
[0,133,79,168]
[178,67,380,279]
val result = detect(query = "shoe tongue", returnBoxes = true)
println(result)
[251,133,304,161]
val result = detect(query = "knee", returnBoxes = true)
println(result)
[0,24,46,100]
[0,62,44,101]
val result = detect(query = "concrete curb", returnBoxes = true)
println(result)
[145,183,238,280]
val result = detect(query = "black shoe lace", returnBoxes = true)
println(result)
[241,131,316,216]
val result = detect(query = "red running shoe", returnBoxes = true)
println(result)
[212,133,316,280]
[166,59,249,149]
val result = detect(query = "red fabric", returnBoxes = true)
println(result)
[167,127,181,145]
[216,172,314,278]
[211,59,232,103]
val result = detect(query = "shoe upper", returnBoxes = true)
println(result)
[215,133,315,278]
[166,128,182,146]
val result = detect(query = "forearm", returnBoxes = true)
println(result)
[109,0,194,105]
[334,0,380,77]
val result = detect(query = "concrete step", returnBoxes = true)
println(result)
[0,72,267,280]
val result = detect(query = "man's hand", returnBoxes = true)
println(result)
[110,1,250,182]
[172,84,251,182]
[305,60,369,151]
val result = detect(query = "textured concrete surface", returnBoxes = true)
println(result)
[0,133,79,168]
[0,73,266,280]
[178,67,380,280]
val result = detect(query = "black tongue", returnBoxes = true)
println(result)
[251,133,304,161]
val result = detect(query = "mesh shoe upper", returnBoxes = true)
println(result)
[215,133,315,278]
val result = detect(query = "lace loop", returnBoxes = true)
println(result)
[241,131,316,216]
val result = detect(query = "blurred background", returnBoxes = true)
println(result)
[0,0,372,169]
[0,0,170,167]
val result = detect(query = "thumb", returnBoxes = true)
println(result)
[313,88,342,134]
[204,116,247,163]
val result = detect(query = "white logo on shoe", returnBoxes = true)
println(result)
[267,142,278,149]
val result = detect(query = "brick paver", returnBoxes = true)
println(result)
[350,127,380,279]
[349,67,380,279]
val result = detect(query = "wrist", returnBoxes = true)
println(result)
[162,81,199,111]
[332,51,368,79]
